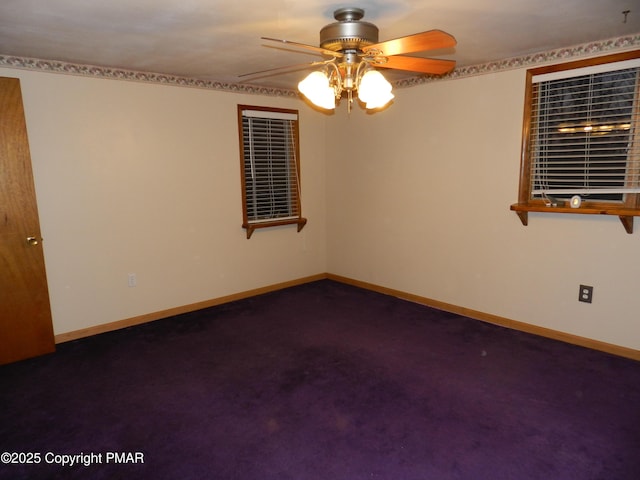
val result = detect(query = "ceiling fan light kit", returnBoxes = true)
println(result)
[260,7,456,112]
[298,59,395,111]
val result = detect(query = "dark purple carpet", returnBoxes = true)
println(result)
[1,280,639,479]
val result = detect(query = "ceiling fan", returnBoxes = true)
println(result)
[244,7,457,111]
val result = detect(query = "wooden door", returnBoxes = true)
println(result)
[0,77,55,365]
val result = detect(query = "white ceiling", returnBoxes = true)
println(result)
[0,0,638,90]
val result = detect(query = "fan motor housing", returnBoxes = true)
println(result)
[320,7,379,52]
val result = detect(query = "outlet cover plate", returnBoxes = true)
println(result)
[579,284,593,303]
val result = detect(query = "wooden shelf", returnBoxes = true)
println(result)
[243,217,307,239]
[510,203,640,234]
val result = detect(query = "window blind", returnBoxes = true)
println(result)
[529,61,640,200]
[241,112,300,223]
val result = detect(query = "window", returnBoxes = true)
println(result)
[512,51,640,233]
[238,105,307,238]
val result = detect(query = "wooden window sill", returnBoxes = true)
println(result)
[510,203,640,234]
[243,217,307,239]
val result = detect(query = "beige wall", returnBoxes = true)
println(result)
[3,68,327,335]
[4,53,640,352]
[326,67,640,351]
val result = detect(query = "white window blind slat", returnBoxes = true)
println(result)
[242,109,298,121]
[532,58,640,83]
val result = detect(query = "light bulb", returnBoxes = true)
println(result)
[358,70,394,109]
[298,71,336,110]
[364,90,395,109]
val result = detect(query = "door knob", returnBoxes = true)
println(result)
[26,236,40,246]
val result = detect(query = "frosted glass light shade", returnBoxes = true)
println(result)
[358,70,394,109]
[298,71,336,110]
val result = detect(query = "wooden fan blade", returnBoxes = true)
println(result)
[372,56,456,75]
[261,37,343,58]
[238,61,325,79]
[363,30,456,57]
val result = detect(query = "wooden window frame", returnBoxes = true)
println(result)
[511,50,640,233]
[237,105,307,239]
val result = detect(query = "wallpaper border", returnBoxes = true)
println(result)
[0,55,298,97]
[1,34,639,95]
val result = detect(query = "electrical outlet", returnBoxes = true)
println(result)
[579,285,593,303]
[128,273,137,288]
